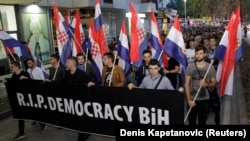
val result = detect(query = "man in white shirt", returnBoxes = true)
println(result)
[186,39,196,64]
[26,58,44,80]
[26,58,47,133]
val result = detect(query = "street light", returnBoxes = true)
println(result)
[184,0,187,28]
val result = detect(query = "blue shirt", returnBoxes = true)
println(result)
[139,75,174,90]
[77,65,85,71]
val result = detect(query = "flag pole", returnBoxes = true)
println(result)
[68,28,85,55]
[84,48,88,72]
[157,50,164,61]
[184,59,215,123]
[5,47,17,61]
[108,53,117,87]
[52,59,60,80]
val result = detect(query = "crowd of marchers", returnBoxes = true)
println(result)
[1,25,228,141]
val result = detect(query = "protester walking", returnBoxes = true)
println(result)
[184,45,217,125]
[101,52,126,87]
[2,61,31,140]
[26,58,48,133]
[61,56,95,141]
[128,59,174,90]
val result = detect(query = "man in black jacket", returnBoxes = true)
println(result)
[2,61,31,140]
[76,53,97,84]
[62,56,95,141]
[135,49,164,86]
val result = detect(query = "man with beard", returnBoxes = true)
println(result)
[185,45,217,125]
[76,53,97,83]
[62,56,95,141]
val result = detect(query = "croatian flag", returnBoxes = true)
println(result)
[89,18,103,84]
[0,30,49,78]
[118,20,130,75]
[53,4,72,68]
[129,2,148,67]
[65,9,71,25]
[214,6,242,97]
[150,8,168,67]
[94,0,108,55]
[163,15,188,87]
[71,9,85,56]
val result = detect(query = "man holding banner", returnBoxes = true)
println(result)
[184,45,217,125]
[62,56,95,87]
[76,53,97,83]
[2,61,31,140]
[128,59,173,90]
[47,54,66,82]
[59,56,95,141]
[101,52,126,87]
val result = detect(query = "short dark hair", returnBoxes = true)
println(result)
[112,47,117,51]
[112,37,116,41]
[104,52,114,63]
[161,33,166,38]
[76,53,85,58]
[209,36,217,41]
[26,58,35,63]
[50,54,60,61]
[203,37,209,41]
[148,59,161,67]
[11,61,21,68]
[143,49,152,55]
[67,56,77,65]
[195,45,207,53]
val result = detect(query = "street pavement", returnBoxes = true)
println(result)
[0,118,115,141]
[0,37,250,141]
[0,83,7,99]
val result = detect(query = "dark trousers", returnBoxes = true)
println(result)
[40,123,46,127]
[77,133,89,141]
[210,99,220,125]
[214,103,220,125]
[207,90,221,125]
[188,100,209,125]
[18,120,25,134]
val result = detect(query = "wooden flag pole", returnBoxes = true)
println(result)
[184,59,215,123]
[84,48,89,72]
[108,53,117,87]
[68,28,85,55]
[5,47,17,61]
[52,60,60,80]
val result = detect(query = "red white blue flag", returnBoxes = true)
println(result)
[214,6,242,97]
[53,4,72,68]
[163,15,188,87]
[94,0,108,55]
[89,18,103,84]
[150,8,168,67]
[129,2,148,67]
[71,9,85,56]
[118,20,130,75]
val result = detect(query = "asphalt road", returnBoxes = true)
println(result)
[0,117,115,141]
